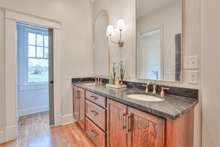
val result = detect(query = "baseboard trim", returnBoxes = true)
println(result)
[18,106,49,117]
[0,130,4,144]
[54,114,62,126]
[0,125,17,144]
[62,114,73,125]
[5,125,16,142]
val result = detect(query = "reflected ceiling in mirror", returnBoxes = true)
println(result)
[136,0,182,81]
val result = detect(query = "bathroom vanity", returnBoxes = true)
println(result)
[72,80,198,147]
[73,0,198,145]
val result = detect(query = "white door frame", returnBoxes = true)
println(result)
[3,8,62,142]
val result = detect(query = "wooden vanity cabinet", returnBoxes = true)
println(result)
[73,87,195,147]
[107,99,165,147]
[127,107,165,147]
[107,100,127,147]
[73,86,85,130]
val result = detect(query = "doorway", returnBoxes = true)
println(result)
[16,23,54,125]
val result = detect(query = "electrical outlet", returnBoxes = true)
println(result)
[184,56,198,69]
[185,71,198,84]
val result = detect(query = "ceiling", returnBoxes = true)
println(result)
[136,0,179,19]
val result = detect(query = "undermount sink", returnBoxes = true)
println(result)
[83,82,96,86]
[126,94,164,102]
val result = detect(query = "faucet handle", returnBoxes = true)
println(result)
[142,81,150,86]
[95,75,100,85]
[160,87,170,97]
[142,82,151,93]
[152,83,157,95]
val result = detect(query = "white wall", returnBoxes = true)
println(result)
[17,87,49,116]
[92,0,136,78]
[137,2,181,81]
[202,0,220,146]
[0,8,5,132]
[0,0,93,127]
[94,10,109,76]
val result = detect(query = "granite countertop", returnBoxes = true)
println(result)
[73,82,198,120]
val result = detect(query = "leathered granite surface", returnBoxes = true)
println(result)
[73,82,198,120]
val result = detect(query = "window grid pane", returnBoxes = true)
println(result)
[44,47,48,58]
[37,34,44,46]
[28,45,36,57]
[28,33,36,45]
[27,31,49,83]
[44,36,48,47]
[37,47,44,58]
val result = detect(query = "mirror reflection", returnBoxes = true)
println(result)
[137,0,182,81]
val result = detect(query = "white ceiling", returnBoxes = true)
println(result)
[136,0,179,19]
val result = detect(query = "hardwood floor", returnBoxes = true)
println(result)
[0,112,95,147]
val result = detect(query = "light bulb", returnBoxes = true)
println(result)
[117,19,125,31]
[106,25,114,37]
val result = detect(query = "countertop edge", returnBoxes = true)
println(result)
[72,82,198,120]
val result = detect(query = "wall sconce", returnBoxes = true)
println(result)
[106,19,125,47]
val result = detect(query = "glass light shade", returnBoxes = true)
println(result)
[106,25,114,37]
[117,19,125,31]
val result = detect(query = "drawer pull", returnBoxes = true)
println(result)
[122,113,127,129]
[127,113,133,133]
[91,110,99,116]
[91,95,98,100]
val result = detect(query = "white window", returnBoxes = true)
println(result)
[26,30,49,83]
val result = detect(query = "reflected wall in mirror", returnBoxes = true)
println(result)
[94,10,110,76]
[137,0,182,81]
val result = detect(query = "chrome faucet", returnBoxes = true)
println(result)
[152,83,157,95]
[143,82,150,94]
[160,87,170,98]
[95,76,102,85]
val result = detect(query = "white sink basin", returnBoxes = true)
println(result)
[127,94,164,102]
[83,83,96,86]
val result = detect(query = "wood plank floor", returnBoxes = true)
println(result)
[0,112,95,147]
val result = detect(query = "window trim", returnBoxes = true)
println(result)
[24,27,49,85]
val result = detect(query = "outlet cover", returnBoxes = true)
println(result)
[185,70,198,84]
[184,56,198,69]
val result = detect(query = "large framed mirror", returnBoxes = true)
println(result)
[136,0,183,81]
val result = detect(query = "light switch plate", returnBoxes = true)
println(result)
[185,71,198,84]
[184,56,198,69]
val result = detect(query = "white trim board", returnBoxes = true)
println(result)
[4,8,61,29]
[0,130,4,144]
[3,8,63,143]
[62,114,74,125]
[0,125,16,144]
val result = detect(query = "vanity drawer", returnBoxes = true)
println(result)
[86,118,106,147]
[86,91,106,108]
[86,100,106,131]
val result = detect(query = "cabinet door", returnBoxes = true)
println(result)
[107,100,128,147]
[78,88,85,130]
[128,107,165,147]
[73,87,80,121]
